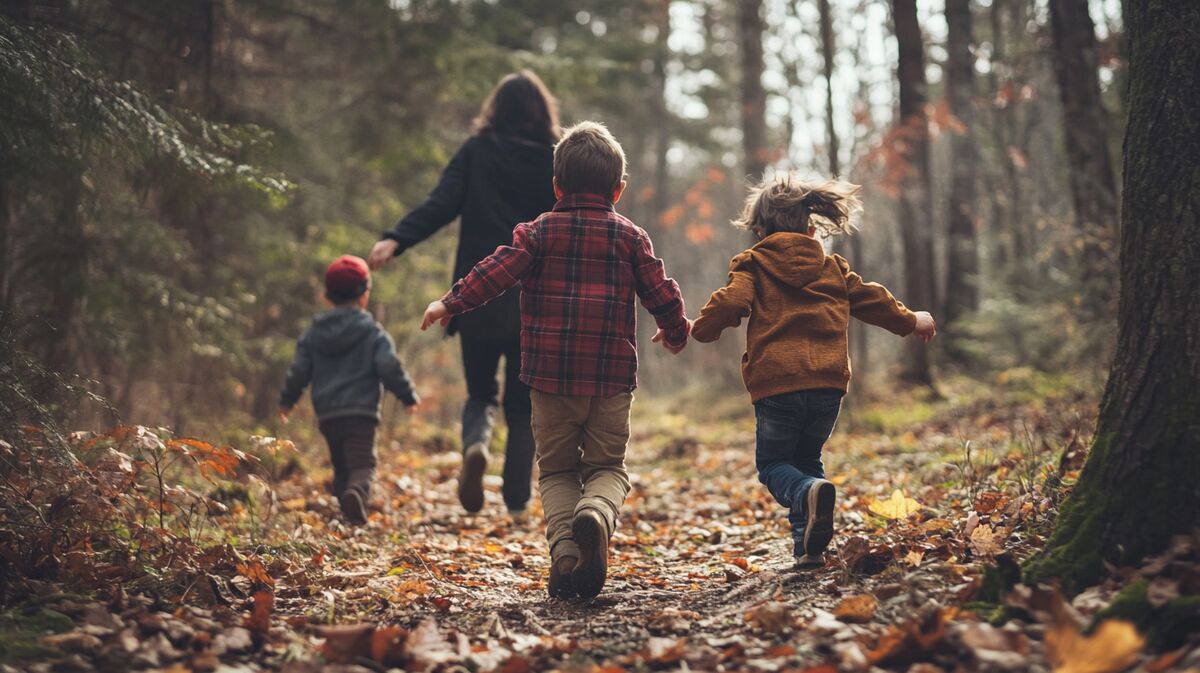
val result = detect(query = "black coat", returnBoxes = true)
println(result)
[383,133,555,339]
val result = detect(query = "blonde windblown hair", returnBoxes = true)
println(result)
[733,174,863,239]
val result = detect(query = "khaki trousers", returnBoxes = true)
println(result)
[531,389,633,561]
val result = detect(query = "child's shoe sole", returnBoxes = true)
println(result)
[571,510,608,599]
[458,443,488,514]
[339,490,367,525]
[794,552,826,570]
[548,556,578,599]
[802,479,836,558]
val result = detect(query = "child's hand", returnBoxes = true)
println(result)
[277,406,292,424]
[406,394,421,416]
[913,311,937,342]
[368,239,399,269]
[420,300,452,331]
[652,320,691,354]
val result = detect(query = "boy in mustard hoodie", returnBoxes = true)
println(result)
[691,175,936,568]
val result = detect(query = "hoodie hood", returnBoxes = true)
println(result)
[310,307,377,355]
[746,232,828,289]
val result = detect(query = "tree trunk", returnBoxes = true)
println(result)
[817,0,839,178]
[892,0,935,384]
[651,0,671,221]
[738,0,768,179]
[943,0,979,327]
[1048,0,1120,317]
[1026,0,1200,594]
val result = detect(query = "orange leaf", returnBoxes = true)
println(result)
[1046,619,1144,673]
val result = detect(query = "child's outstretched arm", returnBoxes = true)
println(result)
[374,329,420,413]
[421,222,539,330]
[631,229,689,353]
[834,255,935,339]
[278,331,314,421]
[691,252,755,343]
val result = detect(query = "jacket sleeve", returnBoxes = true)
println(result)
[691,252,755,343]
[278,331,313,408]
[374,328,418,406]
[833,254,918,335]
[632,228,689,347]
[381,140,471,253]
[441,221,537,315]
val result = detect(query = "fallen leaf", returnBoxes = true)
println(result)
[974,491,1009,514]
[833,594,877,623]
[370,626,408,667]
[970,524,1002,557]
[869,490,922,519]
[245,590,272,636]
[1045,619,1144,673]
[905,550,925,567]
[745,601,791,634]
[318,624,374,663]
[642,637,687,665]
[406,619,455,671]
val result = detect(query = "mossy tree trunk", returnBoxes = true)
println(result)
[1025,0,1200,595]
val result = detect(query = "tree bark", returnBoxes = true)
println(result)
[892,0,935,384]
[817,0,839,178]
[738,0,768,179]
[943,0,979,327]
[1026,0,1200,594]
[651,0,671,221]
[1048,0,1120,316]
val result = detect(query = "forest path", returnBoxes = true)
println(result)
[257,386,1089,671]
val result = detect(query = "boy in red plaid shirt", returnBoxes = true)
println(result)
[422,121,690,598]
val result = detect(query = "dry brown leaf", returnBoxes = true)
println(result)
[245,590,272,636]
[745,601,792,634]
[969,524,1002,557]
[318,623,374,663]
[833,594,877,623]
[642,637,687,665]
[905,550,925,567]
[370,626,408,667]
[1045,619,1144,673]
[869,490,922,519]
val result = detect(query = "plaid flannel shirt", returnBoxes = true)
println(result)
[441,193,689,397]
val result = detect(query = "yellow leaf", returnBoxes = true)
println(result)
[905,550,924,567]
[1047,619,1144,673]
[833,594,877,623]
[868,490,922,519]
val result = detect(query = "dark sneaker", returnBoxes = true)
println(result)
[571,509,609,598]
[458,443,489,513]
[793,544,826,569]
[801,479,836,559]
[548,556,578,598]
[339,490,367,525]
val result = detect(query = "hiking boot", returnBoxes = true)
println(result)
[507,508,529,524]
[548,556,578,598]
[458,442,489,513]
[571,509,609,598]
[793,547,826,569]
[339,490,367,525]
[799,479,836,559]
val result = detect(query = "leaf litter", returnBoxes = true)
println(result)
[3,381,1195,672]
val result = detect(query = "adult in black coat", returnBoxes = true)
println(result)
[368,71,559,518]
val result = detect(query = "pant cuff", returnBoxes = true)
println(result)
[550,538,580,561]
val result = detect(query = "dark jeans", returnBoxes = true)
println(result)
[319,416,379,500]
[461,336,534,511]
[754,389,844,542]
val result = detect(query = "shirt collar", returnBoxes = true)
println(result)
[552,193,615,212]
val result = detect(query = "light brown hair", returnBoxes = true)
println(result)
[734,174,862,239]
[553,121,627,197]
[473,70,561,146]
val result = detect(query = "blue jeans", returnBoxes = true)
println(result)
[754,389,844,543]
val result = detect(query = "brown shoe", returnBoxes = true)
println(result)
[458,443,489,513]
[571,509,609,598]
[548,556,577,598]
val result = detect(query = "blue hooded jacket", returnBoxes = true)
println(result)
[279,307,417,421]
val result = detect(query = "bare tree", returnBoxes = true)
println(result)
[738,0,768,179]
[943,0,979,327]
[1048,0,1120,316]
[892,0,936,384]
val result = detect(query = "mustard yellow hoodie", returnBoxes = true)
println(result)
[691,232,916,401]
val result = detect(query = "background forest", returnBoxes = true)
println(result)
[1,0,1124,438]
